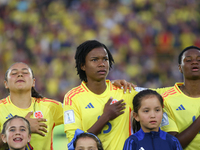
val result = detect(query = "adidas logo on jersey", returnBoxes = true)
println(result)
[176,104,185,110]
[6,113,13,119]
[85,103,94,109]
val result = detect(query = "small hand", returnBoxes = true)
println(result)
[111,79,137,93]
[103,97,126,120]
[25,111,48,136]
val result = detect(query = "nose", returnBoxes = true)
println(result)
[98,60,105,67]
[191,59,199,64]
[15,130,21,135]
[18,72,23,77]
[150,111,156,118]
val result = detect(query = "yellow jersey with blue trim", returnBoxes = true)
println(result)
[63,80,137,150]
[0,96,63,150]
[160,82,200,150]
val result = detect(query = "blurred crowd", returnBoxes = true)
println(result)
[0,0,200,102]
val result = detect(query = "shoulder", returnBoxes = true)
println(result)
[124,134,139,145]
[161,83,182,101]
[162,130,181,144]
[0,96,9,106]
[154,86,174,95]
[165,132,179,142]
[35,97,62,106]
[64,84,88,99]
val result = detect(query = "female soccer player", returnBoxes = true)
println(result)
[123,89,182,150]
[63,40,139,150]
[0,62,63,150]
[160,46,200,149]
[1,115,33,150]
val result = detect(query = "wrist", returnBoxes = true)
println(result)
[101,113,110,122]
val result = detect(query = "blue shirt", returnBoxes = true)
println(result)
[123,128,182,150]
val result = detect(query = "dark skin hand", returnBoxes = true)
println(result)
[87,97,126,135]
[111,79,137,93]
[25,111,48,136]
[168,115,200,148]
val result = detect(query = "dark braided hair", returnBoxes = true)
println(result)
[132,89,163,133]
[75,40,114,82]
[4,62,43,98]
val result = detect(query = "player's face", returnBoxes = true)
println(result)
[1,118,31,150]
[134,95,163,133]
[81,47,109,82]
[75,137,98,150]
[179,49,200,80]
[4,63,35,92]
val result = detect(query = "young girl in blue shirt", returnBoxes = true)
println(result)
[123,89,183,150]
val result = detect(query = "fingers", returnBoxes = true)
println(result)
[106,97,113,105]
[37,131,46,137]
[128,83,137,93]
[39,122,48,128]
[37,118,47,122]
[111,80,123,90]
[115,100,126,110]
[25,111,33,118]
[39,126,48,133]
[122,80,128,94]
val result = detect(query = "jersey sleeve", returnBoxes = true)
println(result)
[160,100,179,132]
[63,93,83,142]
[53,101,63,126]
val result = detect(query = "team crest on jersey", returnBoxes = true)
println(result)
[34,111,43,118]
[110,99,118,105]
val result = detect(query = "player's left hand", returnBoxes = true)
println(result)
[111,79,137,93]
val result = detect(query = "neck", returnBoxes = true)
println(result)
[10,91,32,108]
[86,80,107,95]
[180,80,200,97]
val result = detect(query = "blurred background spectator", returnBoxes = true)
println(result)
[0,0,199,149]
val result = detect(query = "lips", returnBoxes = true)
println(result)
[150,121,157,124]
[13,137,23,142]
[97,70,107,74]
[192,66,199,71]
[16,80,25,83]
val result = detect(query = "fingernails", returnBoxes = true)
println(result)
[129,90,131,93]
[124,91,126,94]
[121,87,123,89]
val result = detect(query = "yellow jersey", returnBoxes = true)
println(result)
[0,96,63,150]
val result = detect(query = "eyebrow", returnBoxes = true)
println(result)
[9,126,26,129]
[10,68,29,71]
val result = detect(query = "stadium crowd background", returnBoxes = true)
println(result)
[0,0,200,149]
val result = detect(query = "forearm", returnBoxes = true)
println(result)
[170,116,200,148]
[87,113,110,135]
